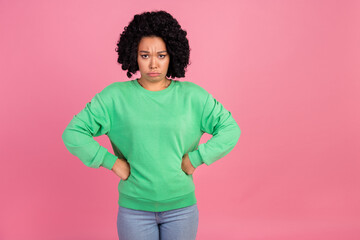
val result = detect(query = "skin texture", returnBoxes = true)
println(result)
[181,153,196,175]
[137,36,171,91]
[111,36,196,180]
[111,158,131,180]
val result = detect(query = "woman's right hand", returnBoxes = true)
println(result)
[111,158,130,180]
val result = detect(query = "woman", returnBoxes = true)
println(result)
[62,10,241,240]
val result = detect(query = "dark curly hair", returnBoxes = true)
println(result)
[115,10,190,79]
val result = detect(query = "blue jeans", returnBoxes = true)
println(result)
[117,204,199,240]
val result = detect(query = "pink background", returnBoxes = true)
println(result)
[1,0,359,239]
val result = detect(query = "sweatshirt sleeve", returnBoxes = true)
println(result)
[61,92,118,170]
[187,93,241,168]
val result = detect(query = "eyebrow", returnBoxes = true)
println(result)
[139,50,167,53]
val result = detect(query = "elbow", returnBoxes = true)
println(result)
[236,125,241,139]
[61,128,70,149]
[61,128,66,140]
[61,128,67,143]
[61,125,74,146]
[232,123,241,145]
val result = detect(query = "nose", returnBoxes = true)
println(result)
[150,56,158,69]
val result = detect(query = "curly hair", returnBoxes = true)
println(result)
[115,10,190,79]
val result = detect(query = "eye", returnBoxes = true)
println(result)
[140,55,149,59]
[159,55,166,59]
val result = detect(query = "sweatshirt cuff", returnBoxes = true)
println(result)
[188,150,204,168]
[102,152,118,170]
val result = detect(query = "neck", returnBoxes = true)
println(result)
[137,77,171,91]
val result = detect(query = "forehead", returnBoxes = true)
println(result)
[138,36,167,51]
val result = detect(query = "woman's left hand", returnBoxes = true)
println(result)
[181,153,196,175]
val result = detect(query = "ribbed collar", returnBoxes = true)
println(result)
[132,78,176,95]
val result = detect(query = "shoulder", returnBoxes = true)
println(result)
[178,80,210,103]
[178,80,209,96]
[98,80,133,97]
[101,80,133,94]
[96,80,134,106]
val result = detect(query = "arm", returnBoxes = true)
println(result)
[61,92,118,170]
[187,93,241,168]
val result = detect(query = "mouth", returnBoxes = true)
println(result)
[147,72,161,77]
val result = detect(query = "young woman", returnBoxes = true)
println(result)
[62,10,241,240]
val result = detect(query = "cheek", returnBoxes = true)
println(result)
[137,59,145,71]
[162,59,170,68]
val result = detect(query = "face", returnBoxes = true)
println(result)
[137,36,170,83]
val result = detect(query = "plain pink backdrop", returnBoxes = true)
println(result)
[1,0,359,239]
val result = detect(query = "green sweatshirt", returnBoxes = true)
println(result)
[61,79,241,212]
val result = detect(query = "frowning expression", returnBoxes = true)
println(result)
[137,36,170,83]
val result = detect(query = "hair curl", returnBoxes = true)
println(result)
[115,10,190,79]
